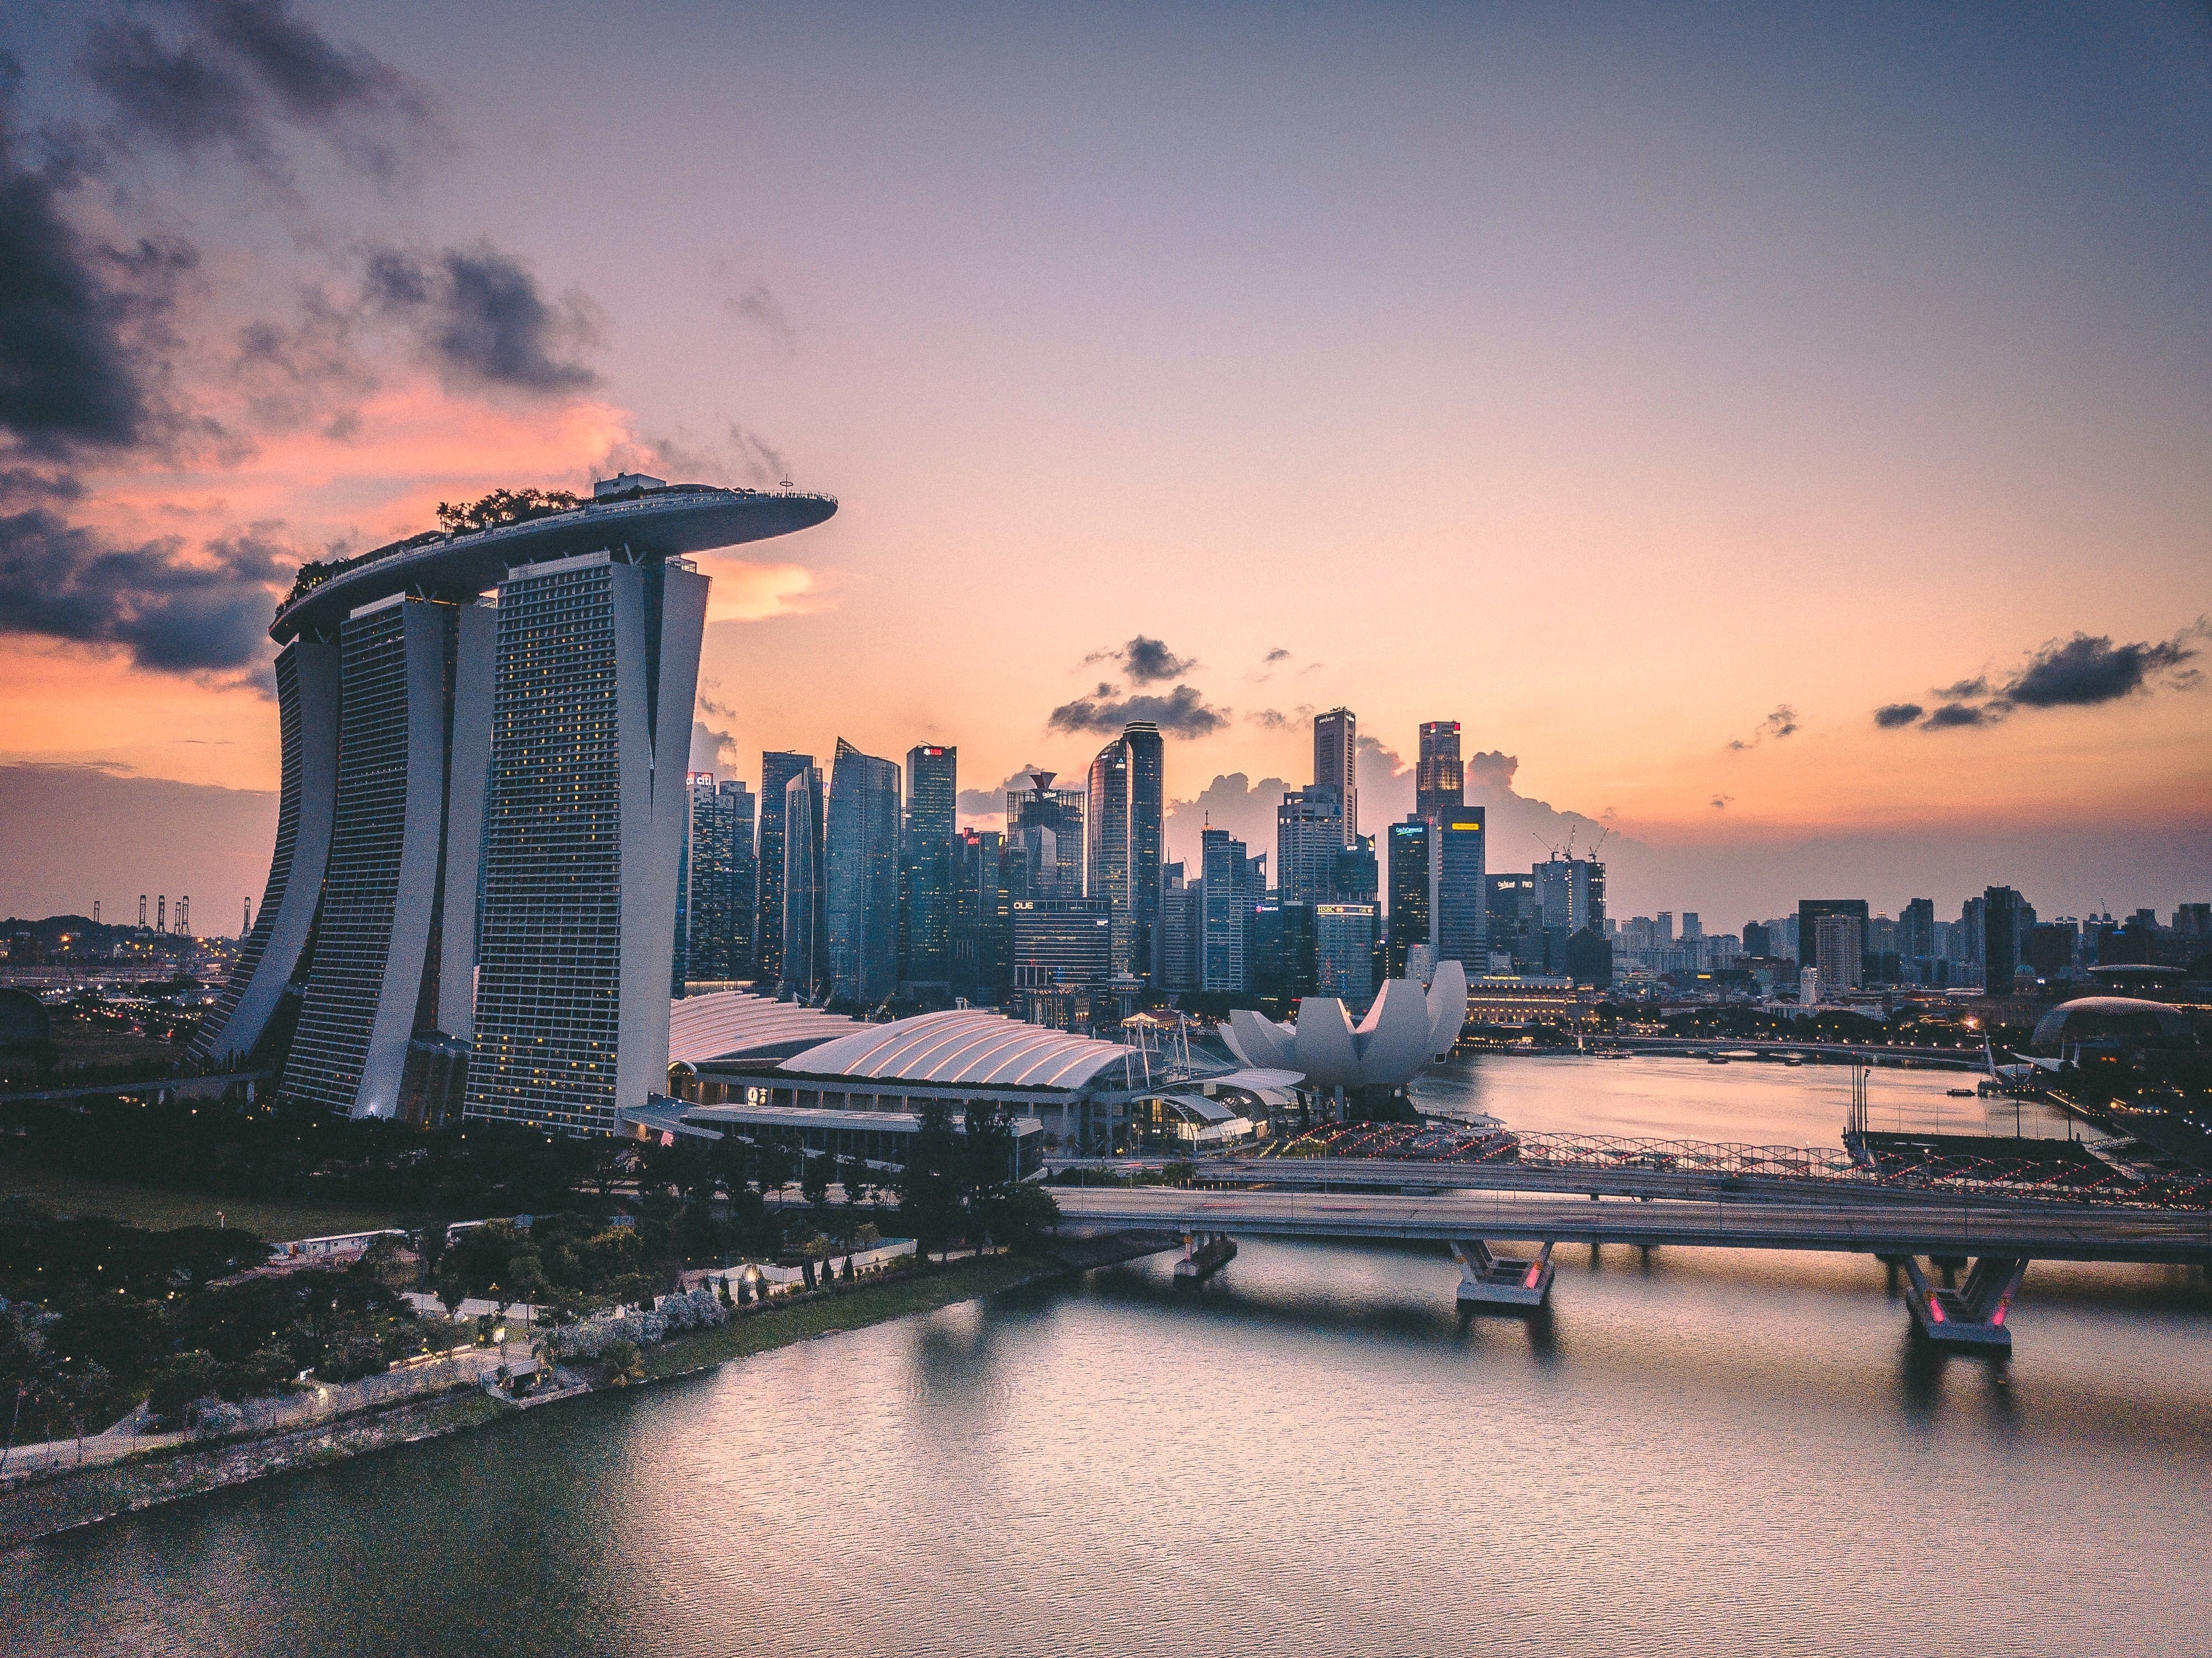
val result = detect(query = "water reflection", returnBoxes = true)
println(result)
[8,1060,2211,1658]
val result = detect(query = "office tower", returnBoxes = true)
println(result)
[282,595,495,1118]
[1983,886,2028,996]
[1415,721,1463,822]
[1161,862,1202,991]
[1814,913,1863,992]
[1277,786,1346,905]
[901,744,957,993]
[467,552,706,1134]
[780,764,828,999]
[1535,859,1600,934]
[1796,899,1870,971]
[1743,920,1772,958]
[1332,834,1378,908]
[1487,872,1536,969]
[1655,911,1675,945]
[191,644,340,1062]
[826,740,901,1006]
[755,750,813,986]
[1314,904,1378,1007]
[1313,708,1359,843]
[1011,897,1113,985]
[950,828,1011,1001]
[1124,721,1165,982]
[1087,736,1134,973]
[684,774,757,984]
[1681,913,1702,940]
[1006,770,1087,895]
[1901,898,1936,968]
[1386,818,1435,979]
[1434,807,1487,966]
[1200,827,1249,991]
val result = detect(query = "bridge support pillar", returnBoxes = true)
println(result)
[1174,1232,1236,1281]
[1451,1239,1554,1311]
[1888,1255,2029,1352]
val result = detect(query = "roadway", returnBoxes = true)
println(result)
[0,1070,270,1106]
[1049,1185,2212,1265]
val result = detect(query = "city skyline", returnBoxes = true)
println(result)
[1,3,2208,926]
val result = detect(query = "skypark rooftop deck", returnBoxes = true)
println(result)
[270,482,838,643]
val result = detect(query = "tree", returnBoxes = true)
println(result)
[800,1148,832,1210]
[898,1098,965,1260]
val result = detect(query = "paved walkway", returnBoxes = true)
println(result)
[0,1338,536,1482]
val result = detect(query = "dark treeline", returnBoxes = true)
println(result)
[1,1094,600,1221]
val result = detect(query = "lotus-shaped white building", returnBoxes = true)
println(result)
[1221,960,1468,1091]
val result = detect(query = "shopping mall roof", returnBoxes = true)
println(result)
[779,1008,1144,1092]
[668,991,869,1067]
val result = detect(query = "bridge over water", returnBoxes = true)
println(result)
[1050,1166,2212,1353]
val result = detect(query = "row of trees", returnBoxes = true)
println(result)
[1,1207,429,1448]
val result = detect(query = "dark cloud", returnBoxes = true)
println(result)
[365,244,598,394]
[1878,623,2205,733]
[1246,708,1291,730]
[81,0,440,185]
[1727,704,1799,751]
[1922,702,1991,729]
[0,64,148,452]
[1122,635,1195,684]
[1356,734,1411,780]
[1263,647,1291,664]
[2005,631,2198,708]
[1047,684,1227,739]
[1711,795,1733,810]
[1086,634,1196,684]
[0,506,282,674]
[729,422,787,485]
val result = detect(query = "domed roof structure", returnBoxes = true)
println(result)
[2030,995,2193,1050]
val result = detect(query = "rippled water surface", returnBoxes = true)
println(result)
[9,1058,2209,1658]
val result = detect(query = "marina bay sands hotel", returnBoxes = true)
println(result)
[190,477,837,1133]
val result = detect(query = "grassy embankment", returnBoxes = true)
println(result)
[636,1251,1049,1381]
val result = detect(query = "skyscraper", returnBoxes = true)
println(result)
[185,479,837,1130]
[1124,721,1165,983]
[1796,899,1870,971]
[684,774,756,984]
[1385,817,1434,978]
[1434,807,1487,966]
[1006,770,1086,895]
[1314,904,1378,1007]
[189,638,339,1065]
[1314,707,1358,843]
[755,749,813,986]
[1814,913,1864,993]
[950,828,1011,1002]
[283,595,495,1119]
[826,739,902,1005]
[1415,720,1463,822]
[469,550,708,1135]
[900,744,957,994]
[1200,827,1248,991]
[781,764,828,999]
[1160,861,1202,992]
[1087,736,1134,973]
[1983,886,2028,996]
[1276,786,1345,906]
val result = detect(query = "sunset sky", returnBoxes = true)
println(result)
[2,2,2207,927]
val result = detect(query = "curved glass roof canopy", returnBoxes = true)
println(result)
[780,1009,1141,1091]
